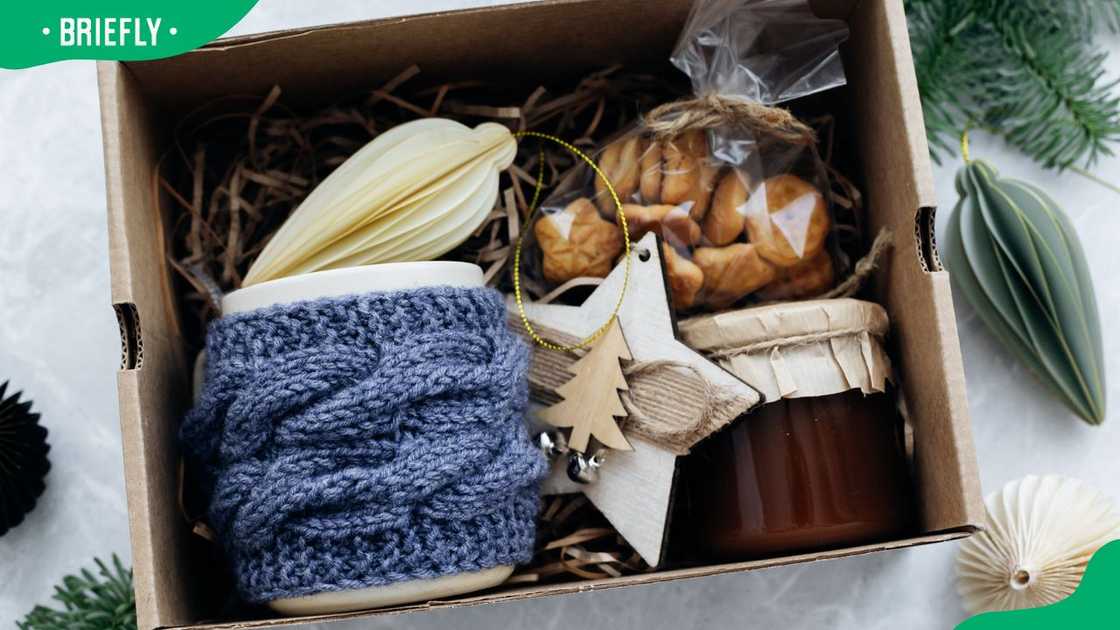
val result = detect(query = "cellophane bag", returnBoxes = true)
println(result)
[528,0,850,312]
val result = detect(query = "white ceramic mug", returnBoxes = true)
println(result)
[222,260,485,315]
[200,262,515,615]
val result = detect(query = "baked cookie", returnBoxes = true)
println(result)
[536,197,624,284]
[744,174,830,268]
[694,243,776,309]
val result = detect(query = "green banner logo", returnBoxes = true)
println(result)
[959,540,1120,629]
[0,1,259,69]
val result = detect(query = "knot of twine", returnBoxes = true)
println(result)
[644,93,816,146]
[619,360,749,454]
[181,287,547,603]
[552,343,751,454]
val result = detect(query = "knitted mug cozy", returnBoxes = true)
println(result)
[181,286,547,603]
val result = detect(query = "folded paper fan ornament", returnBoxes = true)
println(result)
[243,118,517,285]
[0,381,50,537]
[956,475,1120,615]
[943,158,1106,424]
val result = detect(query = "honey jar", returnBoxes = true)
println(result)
[678,299,914,558]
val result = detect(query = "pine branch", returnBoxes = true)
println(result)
[906,1,1000,162]
[1102,0,1120,32]
[18,555,136,630]
[983,18,1120,168]
[906,0,1120,169]
[1077,0,1120,33]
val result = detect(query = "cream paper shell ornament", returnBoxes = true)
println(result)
[243,118,517,286]
[956,474,1120,615]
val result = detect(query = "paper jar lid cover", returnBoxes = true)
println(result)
[678,298,892,401]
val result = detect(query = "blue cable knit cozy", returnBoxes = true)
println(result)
[180,286,547,603]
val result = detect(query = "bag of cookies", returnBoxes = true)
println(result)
[528,0,851,312]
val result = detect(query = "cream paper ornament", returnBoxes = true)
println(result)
[956,474,1120,615]
[243,118,516,286]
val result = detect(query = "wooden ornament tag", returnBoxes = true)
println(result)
[513,233,764,567]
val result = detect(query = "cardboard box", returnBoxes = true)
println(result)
[97,1,984,628]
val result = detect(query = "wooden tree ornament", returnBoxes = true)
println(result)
[539,319,633,453]
[513,233,763,566]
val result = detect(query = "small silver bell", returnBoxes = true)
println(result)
[535,430,568,460]
[566,450,604,484]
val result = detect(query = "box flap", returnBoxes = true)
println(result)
[123,0,692,113]
[99,60,196,630]
[842,0,983,531]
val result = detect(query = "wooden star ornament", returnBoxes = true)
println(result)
[511,233,763,567]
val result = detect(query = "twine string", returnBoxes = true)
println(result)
[644,93,816,145]
[813,227,893,300]
[618,360,748,454]
[548,337,751,454]
[705,326,879,360]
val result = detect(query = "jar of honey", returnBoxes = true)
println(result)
[677,298,913,559]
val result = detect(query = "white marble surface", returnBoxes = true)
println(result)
[1,2,1118,627]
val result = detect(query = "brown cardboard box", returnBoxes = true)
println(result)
[97,1,984,628]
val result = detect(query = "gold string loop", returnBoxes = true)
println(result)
[512,131,630,352]
[960,123,971,163]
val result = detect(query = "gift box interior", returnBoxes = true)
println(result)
[98,0,984,628]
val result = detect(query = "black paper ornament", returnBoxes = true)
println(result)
[0,381,50,536]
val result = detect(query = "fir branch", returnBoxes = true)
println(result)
[984,18,1120,168]
[1102,0,1120,32]
[18,555,136,630]
[1075,0,1120,33]
[906,1,996,162]
[906,0,1120,169]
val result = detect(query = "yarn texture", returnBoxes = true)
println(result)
[181,286,546,603]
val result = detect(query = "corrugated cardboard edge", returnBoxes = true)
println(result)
[98,61,160,629]
[173,529,974,629]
